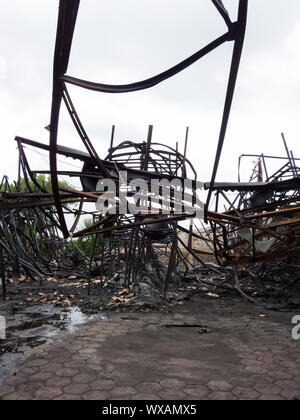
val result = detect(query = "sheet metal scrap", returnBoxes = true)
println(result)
[204,135,300,267]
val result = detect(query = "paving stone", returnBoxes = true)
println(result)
[20,367,38,375]
[277,378,300,389]
[271,349,288,356]
[130,393,160,400]
[259,394,285,400]
[208,391,237,400]
[72,354,92,361]
[110,386,137,398]
[267,371,293,380]
[54,394,82,400]
[46,376,72,387]
[280,361,298,369]
[64,383,90,395]
[2,391,33,400]
[18,382,42,393]
[160,378,185,389]
[163,357,204,369]
[208,380,233,392]
[136,382,162,393]
[159,390,186,400]
[63,361,83,369]
[259,354,278,364]
[85,364,104,374]
[89,379,115,392]
[183,385,208,398]
[87,355,103,364]
[47,346,66,354]
[82,391,110,400]
[103,363,117,372]
[68,344,85,351]
[254,383,282,395]
[27,348,45,356]
[280,390,300,400]
[0,385,15,397]
[113,357,138,364]
[29,371,53,382]
[249,375,274,384]
[26,358,49,368]
[101,370,131,382]
[243,366,268,375]
[34,386,63,399]
[241,358,258,366]
[41,363,64,372]
[3,295,300,402]
[56,368,80,377]
[232,387,260,400]
[48,355,70,364]
[87,337,107,344]
[73,373,96,384]
[5,376,27,386]
[79,348,98,355]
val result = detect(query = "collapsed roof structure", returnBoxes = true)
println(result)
[1,0,299,302]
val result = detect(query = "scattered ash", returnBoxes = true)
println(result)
[2,260,299,317]
[184,262,300,312]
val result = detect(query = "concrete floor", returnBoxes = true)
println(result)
[0,295,299,400]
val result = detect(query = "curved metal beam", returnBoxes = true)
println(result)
[205,0,248,219]
[60,32,232,93]
[49,0,80,238]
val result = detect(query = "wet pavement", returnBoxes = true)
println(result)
[0,295,299,400]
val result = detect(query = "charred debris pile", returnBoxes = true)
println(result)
[1,133,300,314]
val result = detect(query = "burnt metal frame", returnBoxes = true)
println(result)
[48,0,248,238]
[204,138,300,267]
[0,1,251,299]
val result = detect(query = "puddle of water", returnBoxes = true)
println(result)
[51,307,108,334]
[1,305,109,353]
[0,305,109,386]
[14,307,108,338]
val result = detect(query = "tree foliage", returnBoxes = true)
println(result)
[0,174,72,195]
[71,218,103,257]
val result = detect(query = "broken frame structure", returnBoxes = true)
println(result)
[204,134,300,267]
[9,1,299,299]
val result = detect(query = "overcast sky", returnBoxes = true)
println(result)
[0,0,300,189]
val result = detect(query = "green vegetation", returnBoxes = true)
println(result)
[0,174,72,195]
[71,218,103,257]
[0,175,102,257]
[0,175,78,212]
